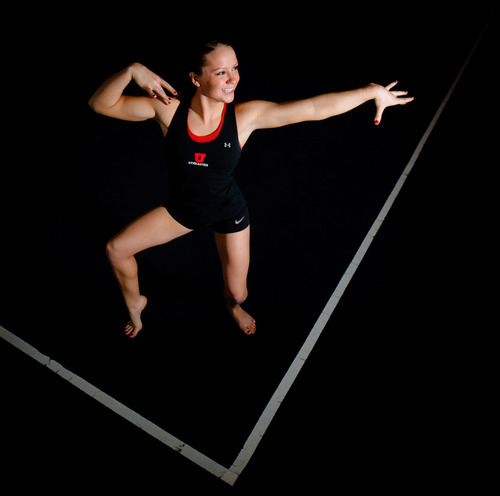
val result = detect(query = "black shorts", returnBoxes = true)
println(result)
[168,204,250,234]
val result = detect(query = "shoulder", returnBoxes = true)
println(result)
[235,100,279,147]
[154,98,181,135]
[235,100,279,144]
[235,100,277,121]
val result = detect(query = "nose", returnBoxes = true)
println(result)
[227,73,238,85]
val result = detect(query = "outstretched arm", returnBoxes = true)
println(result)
[308,81,413,125]
[237,82,414,143]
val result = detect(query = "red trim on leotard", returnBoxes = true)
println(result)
[187,103,227,143]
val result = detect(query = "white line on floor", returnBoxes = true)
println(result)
[222,18,490,484]
[0,325,229,480]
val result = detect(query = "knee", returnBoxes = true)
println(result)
[106,237,125,265]
[225,286,248,306]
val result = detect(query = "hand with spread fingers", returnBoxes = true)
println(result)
[373,81,414,125]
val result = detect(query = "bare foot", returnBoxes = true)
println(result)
[228,304,256,335]
[125,295,148,338]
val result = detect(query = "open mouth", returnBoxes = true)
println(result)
[222,88,234,94]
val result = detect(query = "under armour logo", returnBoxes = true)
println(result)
[224,142,231,148]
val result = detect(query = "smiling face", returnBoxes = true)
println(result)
[190,45,240,103]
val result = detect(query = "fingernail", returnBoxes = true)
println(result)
[375,120,380,125]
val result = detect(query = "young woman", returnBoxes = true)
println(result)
[89,40,413,338]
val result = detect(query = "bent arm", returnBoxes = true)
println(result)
[88,63,177,122]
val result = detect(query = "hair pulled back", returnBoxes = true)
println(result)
[189,39,234,75]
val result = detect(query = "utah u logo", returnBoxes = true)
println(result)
[195,153,206,163]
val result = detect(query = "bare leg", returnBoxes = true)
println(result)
[106,206,192,337]
[214,226,256,335]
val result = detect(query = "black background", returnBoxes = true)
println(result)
[1,5,496,492]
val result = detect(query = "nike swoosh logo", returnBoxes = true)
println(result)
[235,216,245,225]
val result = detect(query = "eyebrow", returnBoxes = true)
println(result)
[213,62,239,72]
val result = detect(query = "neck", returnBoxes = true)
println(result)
[190,91,225,124]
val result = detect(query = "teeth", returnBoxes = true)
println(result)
[223,88,234,93]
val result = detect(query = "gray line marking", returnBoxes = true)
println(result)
[222,18,490,484]
[0,325,229,480]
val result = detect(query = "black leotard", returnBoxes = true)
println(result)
[164,100,249,233]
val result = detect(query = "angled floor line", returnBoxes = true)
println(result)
[0,325,229,479]
[0,19,488,487]
[220,18,490,485]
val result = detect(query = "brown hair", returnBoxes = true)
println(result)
[190,39,233,75]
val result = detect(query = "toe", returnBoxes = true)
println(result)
[245,325,256,335]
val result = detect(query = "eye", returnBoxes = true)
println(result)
[232,65,239,72]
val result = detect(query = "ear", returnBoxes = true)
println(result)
[189,72,201,87]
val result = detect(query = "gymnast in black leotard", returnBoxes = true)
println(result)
[165,99,249,234]
[89,40,413,338]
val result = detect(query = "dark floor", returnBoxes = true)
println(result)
[1,9,495,492]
